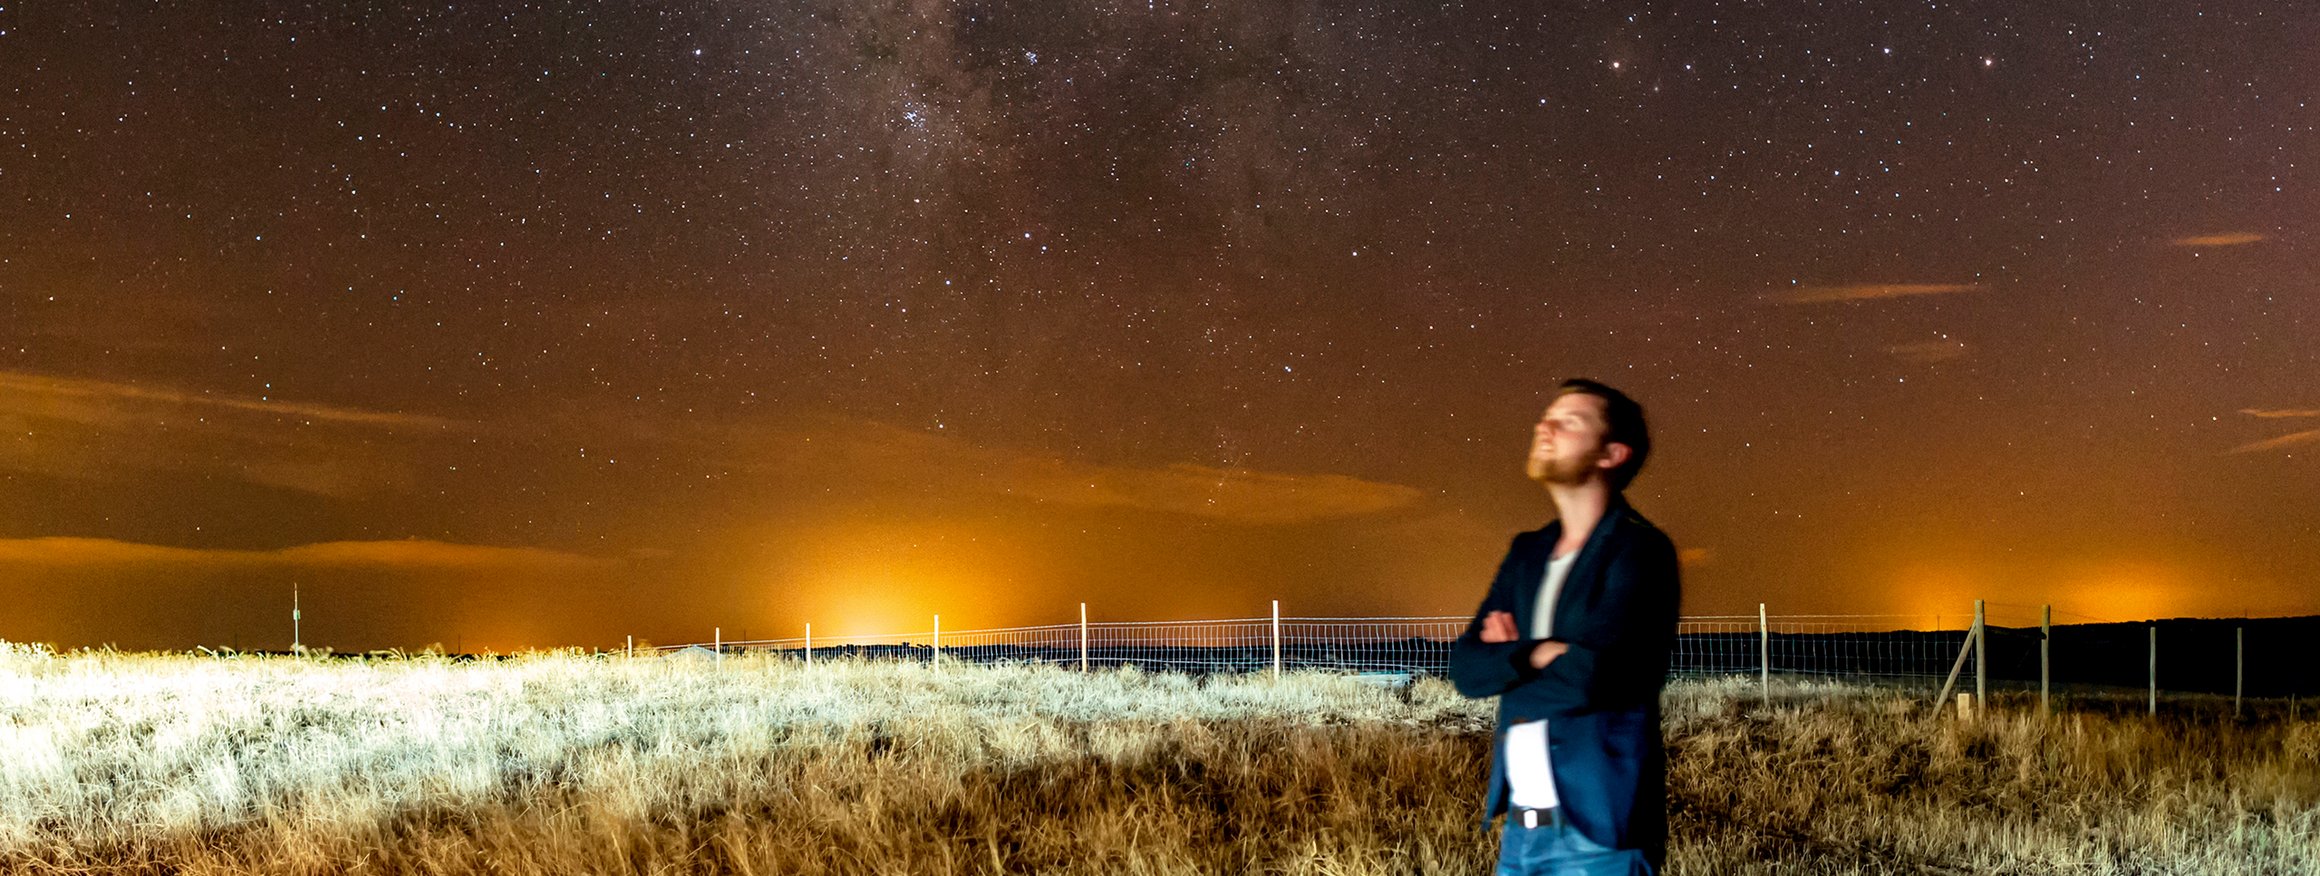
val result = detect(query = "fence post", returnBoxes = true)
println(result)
[1271,600,1283,680]
[2147,625,2157,717]
[2040,605,2051,716]
[1973,600,1986,711]
[1757,603,1769,707]
[933,614,941,668]
[626,634,633,659]
[1079,602,1089,672]
[2235,626,2244,719]
[714,627,722,664]
[1932,622,1980,717]
[805,623,813,670]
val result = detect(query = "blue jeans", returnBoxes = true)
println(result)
[1495,815,1655,876]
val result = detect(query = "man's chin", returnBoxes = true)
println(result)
[1531,466,1593,487]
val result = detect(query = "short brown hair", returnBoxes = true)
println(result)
[1556,379,1651,491]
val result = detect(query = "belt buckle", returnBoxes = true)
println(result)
[1520,808,1549,829]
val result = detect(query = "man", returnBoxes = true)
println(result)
[1450,379,1682,875]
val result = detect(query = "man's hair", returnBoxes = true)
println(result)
[1556,378,1651,491]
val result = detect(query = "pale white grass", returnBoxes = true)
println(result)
[0,645,1486,872]
[0,642,2312,874]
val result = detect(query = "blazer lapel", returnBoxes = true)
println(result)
[1546,497,1630,633]
[1510,522,1559,633]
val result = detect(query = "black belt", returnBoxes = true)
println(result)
[1511,807,1566,829]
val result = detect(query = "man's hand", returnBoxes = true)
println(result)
[1479,611,1519,643]
[1481,611,1569,669]
[1528,640,1570,669]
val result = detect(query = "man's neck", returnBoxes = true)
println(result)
[1545,480,1613,557]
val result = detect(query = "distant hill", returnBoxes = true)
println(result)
[1982,615,2320,697]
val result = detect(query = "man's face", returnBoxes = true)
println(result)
[1526,392,1619,485]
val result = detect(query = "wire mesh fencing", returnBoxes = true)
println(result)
[1674,615,1967,682]
[640,604,2317,711]
[645,610,1973,683]
[1278,617,1465,672]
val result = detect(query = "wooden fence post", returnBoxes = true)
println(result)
[2148,625,2157,717]
[1079,602,1090,671]
[2040,605,2051,716]
[1758,603,1769,706]
[1973,599,1986,711]
[1271,600,1283,680]
[1932,620,1981,718]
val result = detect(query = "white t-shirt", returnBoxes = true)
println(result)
[1506,550,1577,810]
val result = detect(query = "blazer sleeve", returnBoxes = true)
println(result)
[1448,534,1542,698]
[1524,528,1681,713]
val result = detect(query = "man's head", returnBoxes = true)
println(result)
[1525,379,1651,492]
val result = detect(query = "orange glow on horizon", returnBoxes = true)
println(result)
[1885,563,1984,631]
[2050,560,2201,624]
[779,521,1038,639]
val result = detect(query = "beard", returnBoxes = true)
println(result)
[1527,445,1600,485]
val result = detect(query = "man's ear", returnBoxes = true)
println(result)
[1598,442,1632,470]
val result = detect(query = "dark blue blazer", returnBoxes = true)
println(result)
[1449,496,1681,868]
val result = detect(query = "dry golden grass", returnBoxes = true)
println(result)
[0,641,2312,874]
[1664,677,2319,874]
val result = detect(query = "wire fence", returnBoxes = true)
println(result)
[642,601,2314,715]
[646,606,1968,681]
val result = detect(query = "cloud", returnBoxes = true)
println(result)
[1884,339,1969,363]
[761,417,1427,525]
[0,371,460,430]
[2225,429,2320,455]
[2226,408,2320,455]
[1773,283,1980,305]
[0,537,607,572]
[0,371,460,495]
[277,541,609,571]
[1008,459,1425,524]
[2170,232,2267,247]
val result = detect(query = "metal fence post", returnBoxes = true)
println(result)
[626,634,633,659]
[714,627,722,664]
[2148,625,2157,716]
[1757,603,1769,706]
[1973,599,1986,711]
[1271,600,1283,680]
[1079,602,1089,672]
[933,614,941,668]
[805,622,813,670]
[2040,605,2051,716]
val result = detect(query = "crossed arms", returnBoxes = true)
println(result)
[1448,529,1680,712]
[1479,610,1571,668]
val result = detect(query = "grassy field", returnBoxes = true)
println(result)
[0,641,2313,874]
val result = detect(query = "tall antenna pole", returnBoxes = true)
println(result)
[292,582,303,652]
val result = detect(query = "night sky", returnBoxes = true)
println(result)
[3,1,2315,652]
